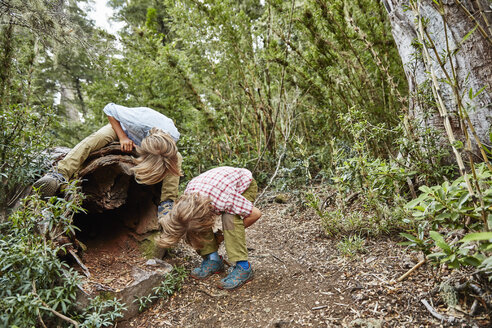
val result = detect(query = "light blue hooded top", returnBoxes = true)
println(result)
[103,103,180,146]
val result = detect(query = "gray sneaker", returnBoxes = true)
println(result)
[33,172,67,198]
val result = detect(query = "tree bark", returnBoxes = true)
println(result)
[52,144,161,236]
[383,0,492,154]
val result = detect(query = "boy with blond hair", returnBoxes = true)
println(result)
[34,103,181,215]
[157,166,262,290]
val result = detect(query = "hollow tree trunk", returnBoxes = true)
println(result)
[383,0,492,154]
[52,143,162,236]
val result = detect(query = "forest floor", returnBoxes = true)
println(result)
[119,191,491,328]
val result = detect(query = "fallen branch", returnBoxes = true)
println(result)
[32,281,80,328]
[396,258,426,283]
[421,299,456,324]
[68,249,91,278]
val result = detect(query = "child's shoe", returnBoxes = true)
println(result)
[33,172,67,198]
[217,264,254,290]
[158,200,174,216]
[190,258,224,280]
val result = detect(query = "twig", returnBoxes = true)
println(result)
[254,145,287,204]
[32,281,80,328]
[270,253,285,263]
[37,307,48,328]
[396,258,426,282]
[470,299,479,316]
[68,249,90,278]
[311,305,328,310]
[406,177,417,199]
[421,299,456,323]
[94,283,116,292]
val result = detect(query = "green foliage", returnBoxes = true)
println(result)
[0,182,125,327]
[84,0,407,186]
[405,164,492,229]
[395,119,456,186]
[403,164,492,279]
[305,110,413,236]
[0,105,55,213]
[77,296,126,328]
[336,234,367,257]
[133,265,187,312]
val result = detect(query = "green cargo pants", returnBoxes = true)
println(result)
[199,179,258,263]
[57,124,181,202]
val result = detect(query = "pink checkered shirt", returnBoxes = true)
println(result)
[184,167,254,218]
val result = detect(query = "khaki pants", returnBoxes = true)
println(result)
[57,124,181,202]
[199,180,258,263]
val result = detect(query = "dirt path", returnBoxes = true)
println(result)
[122,194,490,327]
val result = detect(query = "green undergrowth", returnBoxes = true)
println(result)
[402,163,492,280]
[0,182,126,327]
[133,265,187,312]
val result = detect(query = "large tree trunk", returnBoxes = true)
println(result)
[384,0,492,156]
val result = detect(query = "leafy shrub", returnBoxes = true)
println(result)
[0,182,126,327]
[403,164,492,279]
[337,235,367,257]
[0,105,55,215]
[405,164,492,230]
[305,153,411,236]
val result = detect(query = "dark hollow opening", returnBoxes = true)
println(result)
[71,168,162,287]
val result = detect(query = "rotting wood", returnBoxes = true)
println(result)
[77,154,134,177]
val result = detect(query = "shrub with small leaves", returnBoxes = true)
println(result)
[403,164,492,279]
[0,182,126,327]
[0,105,55,215]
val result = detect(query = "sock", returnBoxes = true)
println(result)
[236,260,250,270]
[207,251,221,262]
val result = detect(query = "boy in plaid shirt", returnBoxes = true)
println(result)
[156,166,262,290]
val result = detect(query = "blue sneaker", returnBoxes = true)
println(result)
[190,258,224,280]
[218,264,254,290]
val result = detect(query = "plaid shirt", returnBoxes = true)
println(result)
[185,167,253,218]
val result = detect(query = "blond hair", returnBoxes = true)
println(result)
[156,193,217,249]
[131,128,179,185]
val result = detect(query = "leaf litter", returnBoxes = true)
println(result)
[121,190,491,328]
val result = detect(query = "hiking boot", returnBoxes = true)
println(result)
[217,264,254,290]
[190,258,224,280]
[33,172,67,198]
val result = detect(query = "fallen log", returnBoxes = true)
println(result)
[44,142,173,322]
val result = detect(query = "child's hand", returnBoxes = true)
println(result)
[120,137,134,152]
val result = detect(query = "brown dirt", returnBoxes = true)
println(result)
[117,192,491,328]
[74,216,148,293]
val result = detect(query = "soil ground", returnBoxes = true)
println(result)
[117,192,491,328]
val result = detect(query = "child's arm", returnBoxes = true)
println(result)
[243,207,262,228]
[107,115,135,152]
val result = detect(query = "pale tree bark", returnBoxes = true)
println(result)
[60,84,81,122]
[383,0,492,157]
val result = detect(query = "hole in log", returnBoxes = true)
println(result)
[69,147,163,292]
